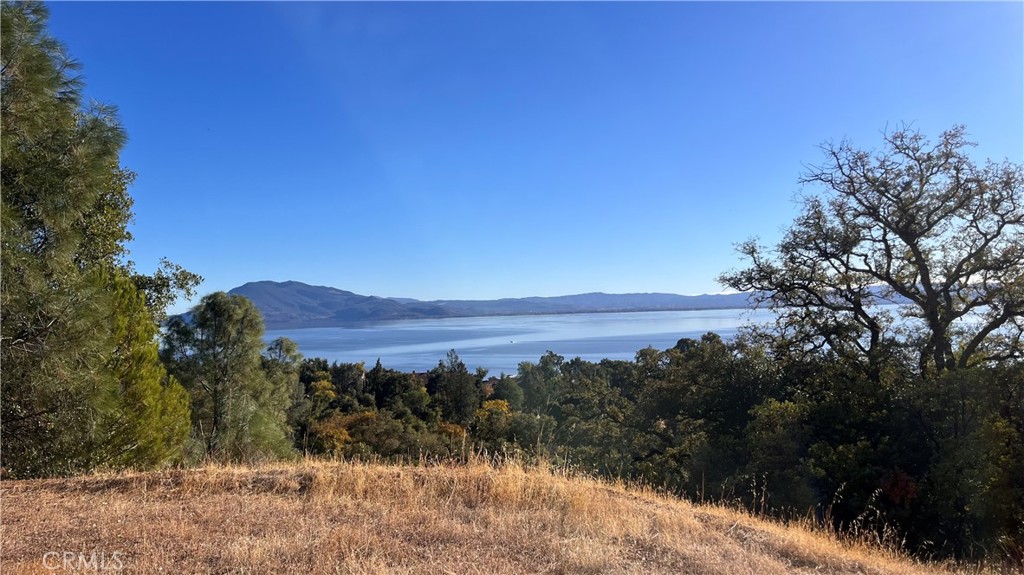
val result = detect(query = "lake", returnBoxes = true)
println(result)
[266,308,774,375]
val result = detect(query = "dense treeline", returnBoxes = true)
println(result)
[276,337,1022,562]
[2,2,1021,565]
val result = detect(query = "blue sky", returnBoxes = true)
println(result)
[46,2,1023,312]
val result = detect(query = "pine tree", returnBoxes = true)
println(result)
[161,293,295,461]
[1,2,196,477]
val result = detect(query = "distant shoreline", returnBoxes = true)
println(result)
[261,304,757,331]
[226,280,760,330]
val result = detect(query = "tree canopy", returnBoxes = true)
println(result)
[720,126,1023,379]
[161,292,298,460]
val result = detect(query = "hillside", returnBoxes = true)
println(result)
[228,281,457,328]
[1,460,976,575]
[229,280,754,329]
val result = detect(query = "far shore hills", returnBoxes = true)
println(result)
[227,280,755,330]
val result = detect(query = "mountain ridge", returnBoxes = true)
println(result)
[227,280,754,329]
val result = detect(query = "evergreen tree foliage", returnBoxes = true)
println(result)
[89,273,192,470]
[490,374,524,412]
[1,2,196,477]
[427,350,482,426]
[160,293,294,461]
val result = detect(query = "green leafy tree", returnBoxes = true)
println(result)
[330,361,372,409]
[720,126,1023,379]
[554,357,647,478]
[262,336,303,424]
[744,399,816,514]
[490,374,524,411]
[471,399,513,448]
[366,359,436,424]
[518,351,565,415]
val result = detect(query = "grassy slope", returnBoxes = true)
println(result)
[0,460,992,574]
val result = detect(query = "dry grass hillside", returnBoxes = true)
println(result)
[0,459,1004,574]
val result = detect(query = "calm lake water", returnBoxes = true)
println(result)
[266,308,774,375]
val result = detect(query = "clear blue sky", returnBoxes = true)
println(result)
[46,2,1023,312]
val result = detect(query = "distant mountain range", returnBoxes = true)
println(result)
[227,281,755,329]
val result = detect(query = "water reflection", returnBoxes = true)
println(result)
[265,308,774,374]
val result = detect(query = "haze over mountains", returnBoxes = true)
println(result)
[228,281,754,329]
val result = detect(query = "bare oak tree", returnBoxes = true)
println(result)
[720,126,1023,380]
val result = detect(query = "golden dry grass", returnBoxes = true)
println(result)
[0,459,1004,574]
